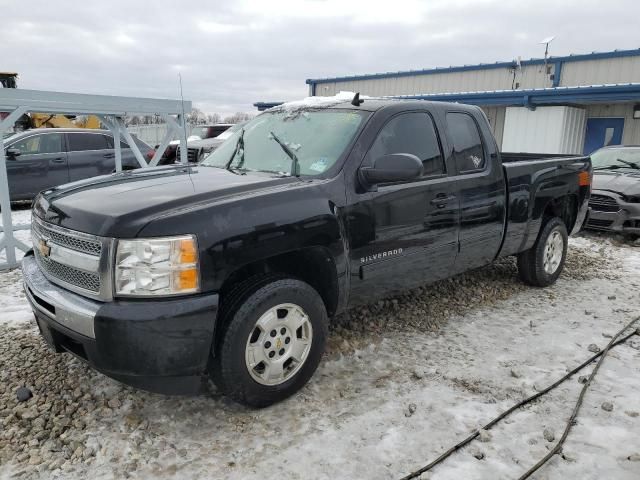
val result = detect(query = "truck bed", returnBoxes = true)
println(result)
[499,153,591,258]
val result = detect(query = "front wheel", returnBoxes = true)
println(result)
[517,217,568,287]
[211,278,328,407]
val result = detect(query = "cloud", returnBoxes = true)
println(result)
[1,0,638,116]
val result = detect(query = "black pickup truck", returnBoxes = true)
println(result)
[22,97,591,407]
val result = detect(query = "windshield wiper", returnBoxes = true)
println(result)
[269,131,300,177]
[593,165,624,171]
[224,128,245,171]
[615,158,640,169]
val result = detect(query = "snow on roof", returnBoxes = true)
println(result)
[268,91,370,114]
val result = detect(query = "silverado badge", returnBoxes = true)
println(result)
[37,238,51,258]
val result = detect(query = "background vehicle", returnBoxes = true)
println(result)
[185,122,246,163]
[3,128,153,201]
[160,123,234,164]
[585,145,640,238]
[23,97,591,408]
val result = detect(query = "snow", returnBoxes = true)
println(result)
[270,91,367,114]
[0,208,639,479]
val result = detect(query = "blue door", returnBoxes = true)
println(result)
[583,117,624,154]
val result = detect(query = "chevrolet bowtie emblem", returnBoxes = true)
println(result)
[276,338,283,349]
[38,238,51,258]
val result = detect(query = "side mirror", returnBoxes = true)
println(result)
[5,148,21,159]
[358,153,423,187]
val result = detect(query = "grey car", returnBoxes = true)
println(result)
[3,128,154,201]
[586,145,640,238]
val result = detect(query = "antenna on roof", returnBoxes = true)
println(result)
[178,73,189,161]
[539,36,555,80]
[351,92,364,106]
[510,56,523,90]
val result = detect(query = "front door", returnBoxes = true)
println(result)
[583,117,624,154]
[6,132,69,200]
[345,111,460,305]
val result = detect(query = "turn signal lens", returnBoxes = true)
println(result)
[177,268,199,291]
[180,239,198,263]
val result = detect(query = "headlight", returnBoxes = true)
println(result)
[114,235,199,296]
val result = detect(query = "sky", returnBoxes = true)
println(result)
[2,0,639,116]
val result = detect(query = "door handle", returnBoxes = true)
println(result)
[430,193,456,208]
[103,153,115,158]
[51,157,65,163]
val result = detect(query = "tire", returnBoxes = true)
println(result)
[211,277,328,408]
[517,217,568,287]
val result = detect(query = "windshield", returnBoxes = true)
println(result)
[591,147,640,169]
[201,110,366,176]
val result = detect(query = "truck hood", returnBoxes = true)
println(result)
[33,165,301,237]
[593,169,640,196]
[187,137,226,150]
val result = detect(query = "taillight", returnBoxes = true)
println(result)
[578,170,591,187]
[146,150,155,161]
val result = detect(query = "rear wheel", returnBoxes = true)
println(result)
[211,277,328,407]
[517,217,568,287]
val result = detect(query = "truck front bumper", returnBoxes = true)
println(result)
[22,253,219,395]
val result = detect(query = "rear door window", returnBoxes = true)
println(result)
[67,133,112,152]
[367,112,445,179]
[445,112,486,172]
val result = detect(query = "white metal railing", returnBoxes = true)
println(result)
[0,88,192,270]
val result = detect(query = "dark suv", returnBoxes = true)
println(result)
[3,128,154,201]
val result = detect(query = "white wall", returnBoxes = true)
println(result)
[501,106,586,154]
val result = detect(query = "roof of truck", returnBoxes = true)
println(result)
[267,94,479,114]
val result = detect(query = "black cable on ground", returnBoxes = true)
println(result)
[399,316,640,480]
[517,317,640,480]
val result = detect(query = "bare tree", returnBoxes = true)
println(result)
[223,112,253,124]
[206,113,221,124]
[187,108,207,125]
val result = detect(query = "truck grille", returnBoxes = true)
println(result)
[31,216,112,300]
[589,195,619,213]
[35,254,101,293]
[176,147,200,163]
[187,148,200,163]
[33,220,102,256]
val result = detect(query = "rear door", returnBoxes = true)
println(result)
[345,110,460,304]
[6,132,69,200]
[66,132,115,181]
[444,111,506,271]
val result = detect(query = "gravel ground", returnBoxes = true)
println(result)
[0,220,638,479]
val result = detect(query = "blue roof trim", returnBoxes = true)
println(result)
[305,48,640,85]
[254,84,640,110]
[395,83,640,107]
